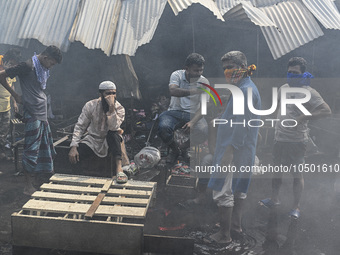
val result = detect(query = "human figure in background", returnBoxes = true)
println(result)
[69,81,128,184]
[206,51,261,244]
[260,57,331,219]
[0,46,62,195]
[0,49,21,161]
[157,53,208,164]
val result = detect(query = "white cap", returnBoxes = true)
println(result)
[99,81,116,90]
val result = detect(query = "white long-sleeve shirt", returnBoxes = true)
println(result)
[70,97,125,157]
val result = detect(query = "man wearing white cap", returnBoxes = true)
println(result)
[69,81,127,183]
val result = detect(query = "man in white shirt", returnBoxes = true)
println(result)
[69,81,127,183]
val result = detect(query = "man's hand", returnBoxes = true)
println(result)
[105,95,116,113]
[182,121,193,133]
[68,146,79,164]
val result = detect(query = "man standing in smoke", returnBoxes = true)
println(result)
[206,51,261,244]
[0,46,62,195]
[69,81,128,184]
[260,57,331,219]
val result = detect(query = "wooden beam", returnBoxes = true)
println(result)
[31,191,149,206]
[53,135,69,147]
[40,183,152,197]
[22,200,146,218]
[50,174,156,190]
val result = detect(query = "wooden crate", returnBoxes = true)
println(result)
[12,173,157,255]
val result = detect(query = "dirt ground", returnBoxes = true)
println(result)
[1,150,340,255]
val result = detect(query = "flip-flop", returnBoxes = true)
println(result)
[289,209,300,219]
[116,172,128,184]
[259,198,281,208]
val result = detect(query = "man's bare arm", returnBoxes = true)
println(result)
[169,84,202,97]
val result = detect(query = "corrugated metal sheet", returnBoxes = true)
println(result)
[0,0,30,47]
[260,0,324,59]
[215,0,242,15]
[111,0,167,56]
[69,0,122,55]
[168,0,224,21]
[223,1,277,27]
[302,0,340,29]
[215,0,285,10]
[18,0,79,52]
[251,0,284,7]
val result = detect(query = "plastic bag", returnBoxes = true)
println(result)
[134,146,161,168]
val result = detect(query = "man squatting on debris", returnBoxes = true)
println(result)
[157,53,208,164]
[0,46,62,195]
[260,57,331,219]
[68,81,128,184]
[206,51,261,244]
[0,49,21,161]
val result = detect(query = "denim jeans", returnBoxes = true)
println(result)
[157,110,208,145]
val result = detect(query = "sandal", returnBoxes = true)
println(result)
[289,208,300,219]
[116,172,128,184]
[259,198,281,208]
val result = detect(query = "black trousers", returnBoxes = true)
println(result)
[78,130,122,161]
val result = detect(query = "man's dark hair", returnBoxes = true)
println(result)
[288,57,307,73]
[221,51,247,68]
[3,48,21,63]
[41,45,62,64]
[185,53,205,67]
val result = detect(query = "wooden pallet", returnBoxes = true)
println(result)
[12,173,157,255]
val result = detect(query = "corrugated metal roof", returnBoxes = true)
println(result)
[223,1,277,27]
[215,0,285,10]
[215,0,242,15]
[168,0,225,21]
[111,0,167,56]
[302,0,340,29]
[260,0,324,59]
[18,0,79,52]
[69,0,122,55]
[251,0,284,7]
[0,0,30,47]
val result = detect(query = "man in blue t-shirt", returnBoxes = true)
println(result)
[0,45,62,195]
